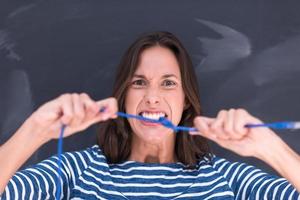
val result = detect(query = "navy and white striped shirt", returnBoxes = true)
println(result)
[2,145,299,199]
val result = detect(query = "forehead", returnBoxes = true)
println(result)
[134,46,181,78]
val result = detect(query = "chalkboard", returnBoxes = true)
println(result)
[1,0,300,175]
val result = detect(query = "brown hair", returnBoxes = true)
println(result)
[97,31,210,167]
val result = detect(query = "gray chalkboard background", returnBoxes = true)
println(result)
[1,0,300,175]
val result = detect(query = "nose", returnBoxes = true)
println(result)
[144,88,161,106]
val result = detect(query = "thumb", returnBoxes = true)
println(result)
[199,116,215,125]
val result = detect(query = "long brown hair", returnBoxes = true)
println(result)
[97,31,210,167]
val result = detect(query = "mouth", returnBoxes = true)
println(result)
[138,111,168,126]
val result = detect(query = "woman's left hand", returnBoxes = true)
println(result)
[192,108,300,192]
[191,108,281,158]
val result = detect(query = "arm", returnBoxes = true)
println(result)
[256,134,300,192]
[212,155,298,199]
[192,109,300,196]
[0,93,118,195]
[1,146,96,199]
[0,117,48,195]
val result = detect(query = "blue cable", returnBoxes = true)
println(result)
[55,110,300,199]
[245,121,300,129]
[116,112,197,132]
[55,124,66,200]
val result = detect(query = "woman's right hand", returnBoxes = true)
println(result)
[0,93,118,194]
[28,93,118,142]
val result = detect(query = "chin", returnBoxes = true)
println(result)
[136,129,174,142]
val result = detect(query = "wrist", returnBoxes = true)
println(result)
[252,129,282,160]
[255,134,300,176]
[18,117,51,146]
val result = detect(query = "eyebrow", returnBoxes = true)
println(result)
[132,74,179,79]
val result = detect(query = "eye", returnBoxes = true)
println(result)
[162,79,176,87]
[131,79,147,87]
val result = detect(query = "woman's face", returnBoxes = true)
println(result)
[125,46,186,143]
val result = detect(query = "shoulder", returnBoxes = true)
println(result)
[29,144,108,174]
[197,154,257,177]
[208,155,253,174]
[61,144,107,166]
[203,154,274,186]
[200,154,247,169]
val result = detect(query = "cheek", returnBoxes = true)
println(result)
[171,89,185,106]
[167,90,185,122]
[125,89,143,113]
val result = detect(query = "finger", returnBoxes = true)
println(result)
[79,114,105,129]
[192,116,217,139]
[80,93,99,120]
[48,120,65,138]
[96,97,118,121]
[59,94,74,125]
[234,109,249,138]
[79,97,118,129]
[200,116,215,125]
[71,93,85,126]
[211,110,228,139]
[224,109,240,139]
[192,117,208,135]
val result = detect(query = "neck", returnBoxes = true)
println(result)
[129,134,176,164]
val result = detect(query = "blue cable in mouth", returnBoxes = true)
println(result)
[55,107,300,199]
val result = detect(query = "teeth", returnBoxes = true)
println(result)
[141,112,166,120]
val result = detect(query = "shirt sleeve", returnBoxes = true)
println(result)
[212,156,300,200]
[1,147,93,200]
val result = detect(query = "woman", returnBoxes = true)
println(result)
[0,31,299,199]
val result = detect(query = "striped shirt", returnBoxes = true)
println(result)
[1,145,299,199]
